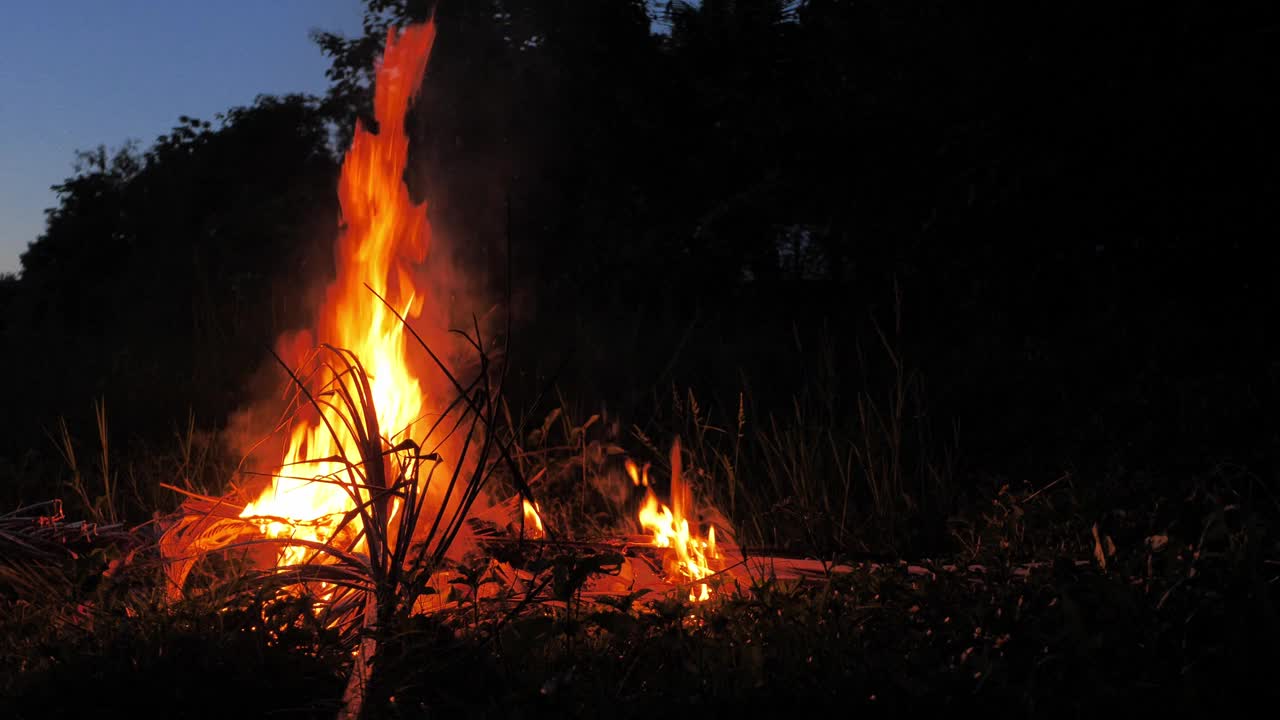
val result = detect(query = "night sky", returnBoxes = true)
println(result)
[0,0,363,275]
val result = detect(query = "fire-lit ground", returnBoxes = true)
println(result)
[8,474,1270,718]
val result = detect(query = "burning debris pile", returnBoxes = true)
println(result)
[151,24,863,716]
[158,20,754,625]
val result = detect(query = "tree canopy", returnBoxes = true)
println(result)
[2,0,1276,498]
[1,95,338,470]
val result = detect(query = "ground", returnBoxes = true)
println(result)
[2,460,1275,718]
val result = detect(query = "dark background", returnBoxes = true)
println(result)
[1,0,1276,520]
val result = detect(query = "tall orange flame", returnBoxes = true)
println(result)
[240,23,440,567]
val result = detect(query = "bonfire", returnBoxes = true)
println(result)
[156,19,756,717]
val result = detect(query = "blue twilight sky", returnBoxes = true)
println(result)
[0,0,366,275]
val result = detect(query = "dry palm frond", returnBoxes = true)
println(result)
[0,500,145,628]
[156,495,263,600]
[0,500,136,565]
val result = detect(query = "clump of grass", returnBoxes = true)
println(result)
[55,400,118,525]
[48,399,238,528]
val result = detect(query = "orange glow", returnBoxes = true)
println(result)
[240,23,441,568]
[636,439,721,602]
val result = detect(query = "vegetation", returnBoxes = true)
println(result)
[1,0,1277,717]
[2,414,1275,717]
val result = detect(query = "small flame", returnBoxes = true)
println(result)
[522,499,545,538]
[636,439,721,602]
[625,460,640,486]
[625,459,650,487]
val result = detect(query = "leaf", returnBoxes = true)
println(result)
[540,408,562,440]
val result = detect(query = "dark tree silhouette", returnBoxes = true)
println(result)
[1,95,339,489]
[308,0,1280,475]
[3,1,1277,508]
